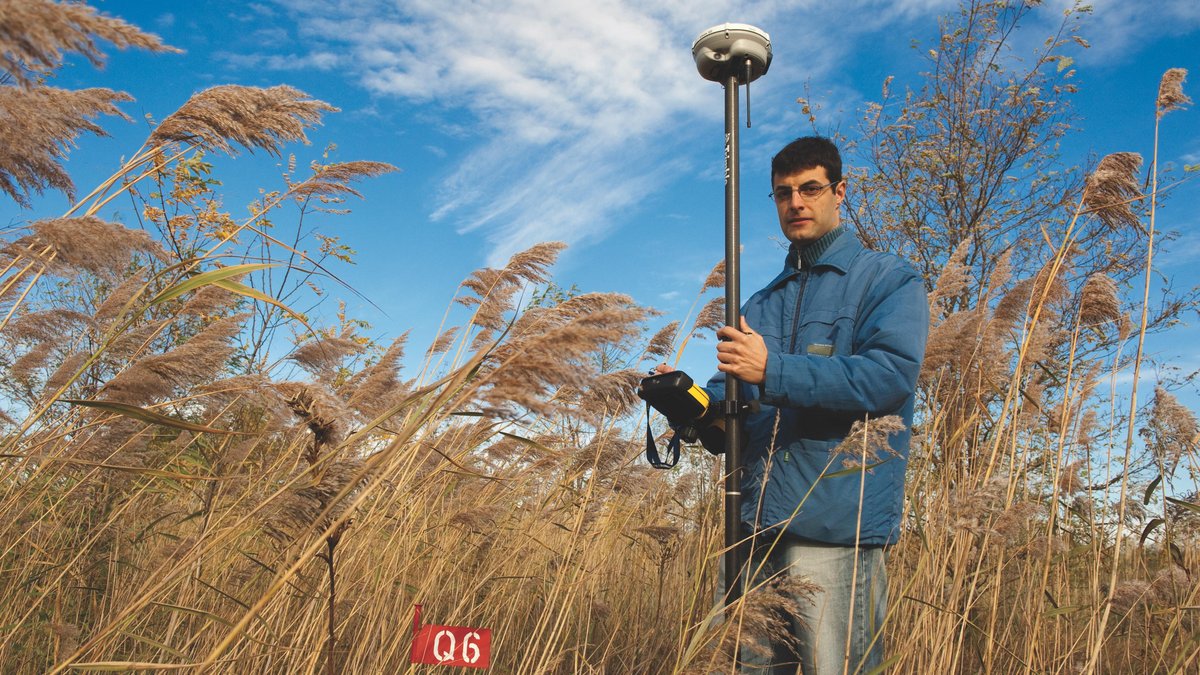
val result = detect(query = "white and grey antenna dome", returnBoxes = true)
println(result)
[691,23,771,84]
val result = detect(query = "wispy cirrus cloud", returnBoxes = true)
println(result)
[1038,0,1200,64]
[247,0,1193,265]
[259,0,810,263]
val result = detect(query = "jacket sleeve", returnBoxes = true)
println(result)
[759,266,928,414]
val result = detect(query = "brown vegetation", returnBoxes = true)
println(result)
[0,1,1196,673]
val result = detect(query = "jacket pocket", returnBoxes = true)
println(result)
[794,306,856,356]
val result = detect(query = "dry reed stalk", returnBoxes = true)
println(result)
[1085,70,1186,672]
[5,16,1193,667]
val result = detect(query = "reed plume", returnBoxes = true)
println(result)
[0,87,132,207]
[99,313,244,404]
[148,85,337,157]
[290,161,398,200]
[456,241,566,332]
[289,330,365,380]
[830,414,905,469]
[692,296,724,335]
[1144,386,1198,475]
[6,308,90,343]
[477,292,647,418]
[1156,68,1191,118]
[643,320,679,362]
[0,0,173,86]
[1077,272,1120,326]
[1083,152,1143,231]
[343,332,410,416]
[5,216,165,276]
[927,238,972,319]
[91,270,147,326]
[277,381,348,461]
[702,259,726,292]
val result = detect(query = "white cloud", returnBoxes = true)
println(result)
[265,0,968,263]
[217,50,344,72]
[1037,0,1200,64]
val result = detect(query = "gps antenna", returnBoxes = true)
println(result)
[691,23,771,613]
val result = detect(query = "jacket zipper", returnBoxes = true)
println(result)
[788,266,809,353]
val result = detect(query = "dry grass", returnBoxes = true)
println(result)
[1,4,1198,674]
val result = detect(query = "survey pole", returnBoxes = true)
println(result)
[691,23,771,608]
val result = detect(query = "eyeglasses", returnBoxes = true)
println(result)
[769,181,840,203]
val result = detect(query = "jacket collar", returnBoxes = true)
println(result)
[766,227,862,290]
[790,226,844,268]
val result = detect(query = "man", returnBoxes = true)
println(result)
[671,136,928,673]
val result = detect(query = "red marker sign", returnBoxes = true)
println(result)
[409,605,491,669]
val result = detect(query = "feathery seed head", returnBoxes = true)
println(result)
[0,87,132,206]
[1144,386,1198,472]
[7,216,165,276]
[425,326,459,358]
[701,259,725,292]
[643,320,679,362]
[289,160,398,200]
[0,0,175,87]
[928,238,973,318]
[289,330,365,379]
[1157,68,1191,118]
[6,308,90,343]
[1150,566,1189,606]
[569,368,644,423]
[457,242,567,332]
[148,85,337,157]
[830,415,905,469]
[1057,459,1086,495]
[1084,152,1143,232]
[99,314,244,405]
[1079,273,1120,326]
[1110,580,1151,614]
[692,296,725,336]
[277,381,349,461]
[479,295,646,418]
[344,332,411,417]
[92,270,147,326]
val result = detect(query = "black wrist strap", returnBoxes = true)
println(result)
[644,400,680,469]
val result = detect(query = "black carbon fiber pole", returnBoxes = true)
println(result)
[690,24,770,621]
[722,72,745,609]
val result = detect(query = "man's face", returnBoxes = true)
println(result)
[772,165,846,246]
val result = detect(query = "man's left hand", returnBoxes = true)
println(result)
[716,316,767,385]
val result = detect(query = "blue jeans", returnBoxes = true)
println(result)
[739,536,888,675]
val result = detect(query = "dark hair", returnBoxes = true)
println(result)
[771,136,842,184]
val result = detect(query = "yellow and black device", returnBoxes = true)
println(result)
[637,371,722,468]
[638,371,711,425]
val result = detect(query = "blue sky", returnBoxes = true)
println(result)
[19,0,1200,397]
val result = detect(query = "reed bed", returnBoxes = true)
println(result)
[1,2,1197,672]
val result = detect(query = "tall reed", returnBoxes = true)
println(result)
[1,3,1197,673]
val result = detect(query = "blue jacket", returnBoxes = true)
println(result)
[705,230,928,546]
